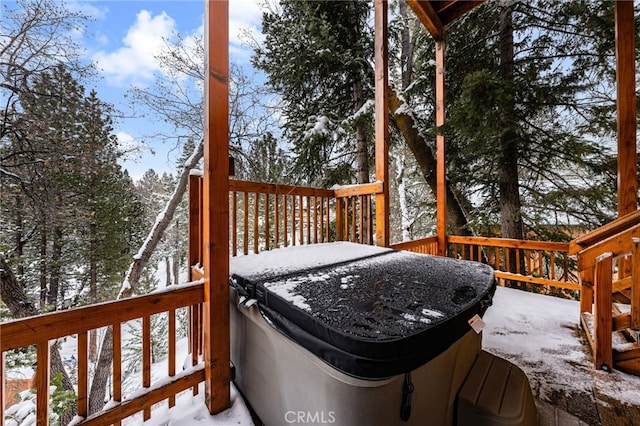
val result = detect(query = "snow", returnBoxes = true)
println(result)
[483,286,640,407]
[229,242,391,279]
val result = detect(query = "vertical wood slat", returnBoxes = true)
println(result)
[143,315,151,420]
[113,323,122,426]
[314,196,319,244]
[264,194,270,251]
[36,340,50,426]
[191,303,200,396]
[232,192,237,256]
[351,197,357,242]
[78,331,88,418]
[299,195,304,245]
[168,309,176,408]
[283,195,288,247]
[0,352,5,424]
[253,193,259,254]
[594,252,613,371]
[291,195,296,246]
[275,194,280,248]
[632,238,640,329]
[326,197,331,242]
[243,192,249,255]
[336,198,344,241]
[306,196,311,244]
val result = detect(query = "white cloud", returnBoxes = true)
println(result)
[116,132,143,160]
[92,10,176,87]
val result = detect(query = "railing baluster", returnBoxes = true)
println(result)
[306,195,311,245]
[632,238,640,329]
[143,316,152,420]
[113,323,122,426]
[232,192,238,256]
[291,195,296,246]
[299,195,304,245]
[168,309,176,408]
[36,340,50,426]
[326,197,331,242]
[243,192,249,255]
[283,195,288,247]
[78,331,88,418]
[265,193,270,251]
[1,352,5,424]
[253,193,260,254]
[314,196,319,244]
[275,194,280,248]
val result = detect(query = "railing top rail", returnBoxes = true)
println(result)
[333,181,384,197]
[447,235,570,252]
[569,209,640,254]
[228,179,334,197]
[0,281,204,352]
[576,221,640,272]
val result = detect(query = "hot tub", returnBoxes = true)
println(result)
[229,242,497,425]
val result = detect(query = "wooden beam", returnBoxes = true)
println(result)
[437,1,485,25]
[375,0,390,247]
[435,40,447,256]
[406,0,444,41]
[615,0,637,217]
[203,0,230,414]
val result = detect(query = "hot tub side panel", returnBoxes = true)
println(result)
[230,289,482,426]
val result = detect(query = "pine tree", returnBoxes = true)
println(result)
[254,0,374,186]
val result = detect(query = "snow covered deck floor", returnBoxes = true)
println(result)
[483,286,640,425]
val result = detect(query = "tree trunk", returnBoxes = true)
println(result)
[353,79,370,184]
[388,86,472,236]
[499,3,525,285]
[47,226,63,306]
[165,256,172,286]
[39,225,47,309]
[0,254,76,424]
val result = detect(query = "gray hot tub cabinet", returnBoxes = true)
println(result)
[228,242,536,426]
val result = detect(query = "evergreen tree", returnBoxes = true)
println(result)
[254,0,374,186]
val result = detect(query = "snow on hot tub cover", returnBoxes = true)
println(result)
[230,242,496,378]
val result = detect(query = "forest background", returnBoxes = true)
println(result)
[1,0,639,423]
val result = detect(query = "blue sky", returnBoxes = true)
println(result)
[71,0,264,180]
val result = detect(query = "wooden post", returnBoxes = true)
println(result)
[374,0,390,247]
[615,0,637,217]
[435,40,447,256]
[579,268,594,314]
[203,0,230,414]
[632,238,640,329]
[594,252,613,371]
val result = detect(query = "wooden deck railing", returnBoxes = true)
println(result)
[0,282,205,425]
[571,210,640,373]
[188,175,383,261]
[391,235,576,292]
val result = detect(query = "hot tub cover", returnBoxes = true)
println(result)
[230,242,496,378]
